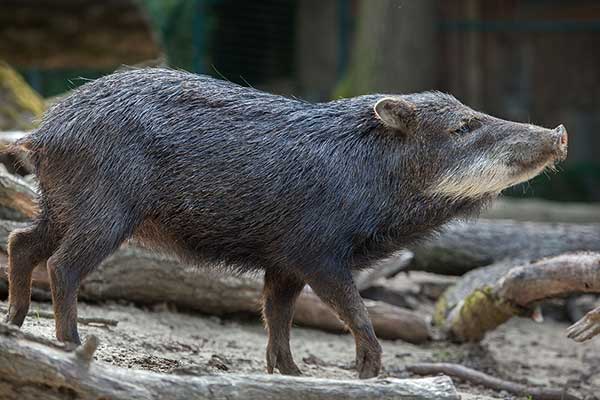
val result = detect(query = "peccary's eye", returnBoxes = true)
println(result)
[453,119,481,135]
[454,124,471,135]
[468,119,482,130]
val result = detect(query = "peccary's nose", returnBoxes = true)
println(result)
[554,124,568,146]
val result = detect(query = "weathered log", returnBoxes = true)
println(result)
[354,250,413,291]
[483,198,600,223]
[409,220,600,275]
[435,252,600,342]
[0,164,37,220]
[0,220,430,343]
[567,305,600,342]
[0,323,458,400]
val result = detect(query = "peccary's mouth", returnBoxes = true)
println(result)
[508,124,568,185]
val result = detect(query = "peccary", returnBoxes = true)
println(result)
[4,68,567,378]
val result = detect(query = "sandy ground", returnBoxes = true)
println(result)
[3,298,598,400]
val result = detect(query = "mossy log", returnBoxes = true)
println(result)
[434,252,600,342]
[0,63,45,130]
[0,323,457,400]
[409,220,600,275]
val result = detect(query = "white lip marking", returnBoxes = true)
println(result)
[428,155,549,199]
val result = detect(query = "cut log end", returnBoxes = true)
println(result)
[567,306,600,342]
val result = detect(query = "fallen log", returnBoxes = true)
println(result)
[0,220,430,344]
[0,323,457,400]
[0,163,37,221]
[434,252,600,342]
[409,220,600,275]
[354,250,413,291]
[482,197,600,223]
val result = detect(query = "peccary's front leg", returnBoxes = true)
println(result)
[305,266,382,379]
[262,270,305,375]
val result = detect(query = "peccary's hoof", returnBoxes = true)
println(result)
[358,365,380,379]
[356,346,382,379]
[266,346,302,376]
[4,305,27,328]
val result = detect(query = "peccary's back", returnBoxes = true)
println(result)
[27,69,404,270]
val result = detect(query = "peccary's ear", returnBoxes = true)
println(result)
[373,97,416,133]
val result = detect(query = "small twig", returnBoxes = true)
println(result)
[0,306,118,327]
[406,362,580,400]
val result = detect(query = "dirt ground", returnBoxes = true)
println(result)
[3,298,598,400]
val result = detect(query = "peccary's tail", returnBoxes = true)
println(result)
[3,131,39,154]
[1,130,43,175]
[8,138,32,153]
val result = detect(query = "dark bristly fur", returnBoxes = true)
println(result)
[5,68,567,379]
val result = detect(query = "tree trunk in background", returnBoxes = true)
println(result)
[335,0,438,98]
[295,0,340,101]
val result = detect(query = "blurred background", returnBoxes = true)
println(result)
[0,0,598,202]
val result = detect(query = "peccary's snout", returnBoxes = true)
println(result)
[553,124,568,161]
[555,124,568,145]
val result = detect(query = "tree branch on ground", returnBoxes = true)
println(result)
[434,252,600,342]
[0,322,457,400]
[406,362,580,400]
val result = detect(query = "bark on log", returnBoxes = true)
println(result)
[434,252,600,342]
[0,323,458,400]
[354,250,413,291]
[482,198,600,223]
[0,220,430,343]
[409,220,600,275]
[567,305,600,342]
[0,164,37,221]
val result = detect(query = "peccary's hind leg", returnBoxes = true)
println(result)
[304,266,382,379]
[5,220,57,327]
[47,217,134,344]
[262,269,305,375]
